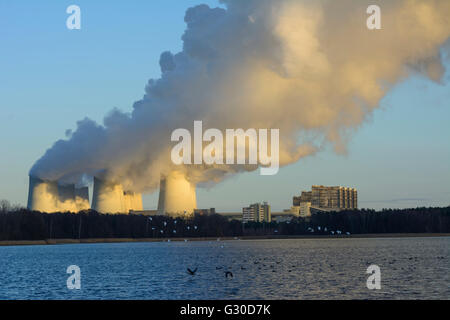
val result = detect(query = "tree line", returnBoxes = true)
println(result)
[0,205,449,241]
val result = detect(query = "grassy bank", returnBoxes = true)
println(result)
[1,233,449,247]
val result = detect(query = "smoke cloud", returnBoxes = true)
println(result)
[30,0,450,192]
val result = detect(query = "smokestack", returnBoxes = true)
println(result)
[27,176,60,213]
[92,177,125,214]
[157,171,197,217]
[75,186,90,211]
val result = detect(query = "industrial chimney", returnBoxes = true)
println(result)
[157,171,197,217]
[27,176,60,213]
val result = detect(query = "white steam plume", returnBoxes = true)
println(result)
[30,0,450,192]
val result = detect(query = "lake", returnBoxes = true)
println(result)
[0,237,448,299]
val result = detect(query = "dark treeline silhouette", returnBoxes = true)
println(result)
[0,206,449,241]
[244,207,450,236]
[0,210,242,241]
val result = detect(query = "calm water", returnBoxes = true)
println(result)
[0,237,449,299]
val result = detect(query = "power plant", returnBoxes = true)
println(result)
[27,171,196,216]
[89,177,144,214]
[27,177,93,213]
[27,175,143,214]
[157,171,197,217]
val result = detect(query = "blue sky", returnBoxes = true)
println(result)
[0,0,449,212]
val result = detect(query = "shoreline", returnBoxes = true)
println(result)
[0,233,449,247]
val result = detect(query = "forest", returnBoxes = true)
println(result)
[0,203,449,241]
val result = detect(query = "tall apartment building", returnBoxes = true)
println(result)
[293,186,358,211]
[311,185,357,210]
[293,191,312,206]
[242,202,271,223]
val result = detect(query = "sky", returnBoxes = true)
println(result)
[0,0,449,212]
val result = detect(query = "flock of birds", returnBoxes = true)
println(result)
[148,217,200,236]
[149,217,354,237]
[186,253,301,279]
[183,238,449,280]
[186,255,448,280]
[187,267,233,278]
[306,226,351,235]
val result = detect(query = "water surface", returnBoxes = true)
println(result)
[0,237,448,299]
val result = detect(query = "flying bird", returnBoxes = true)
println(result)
[187,268,198,275]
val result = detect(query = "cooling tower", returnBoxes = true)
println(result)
[157,171,197,217]
[58,183,77,212]
[123,191,143,213]
[92,177,125,214]
[75,186,90,211]
[27,176,60,213]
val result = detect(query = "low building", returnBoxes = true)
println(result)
[218,212,242,221]
[299,201,311,218]
[130,210,158,216]
[289,206,300,216]
[273,213,295,223]
[194,208,216,216]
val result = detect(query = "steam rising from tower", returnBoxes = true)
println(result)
[91,177,143,214]
[75,186,90,211]
[27,176,92,213]
[28,0,450,213]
